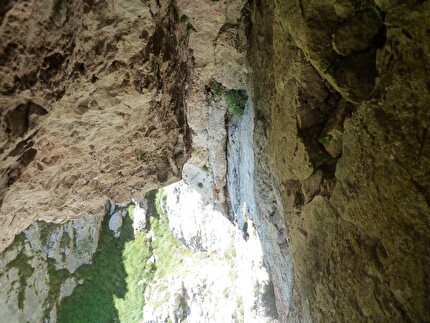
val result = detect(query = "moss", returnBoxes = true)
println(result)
[38,221,54,246]
[115,231,154,323]
[157,284,169,293]
[224,247,236,262]
[202,164,209,172]
[224,90,247,117]
[179,14,188,24]
[57,213,134,323]
[46,259,71,308]
[57,189,190,323]
[236,295,244,320]
[179,14,197,34]
[60,232,72,249]
[3,232,25,255]
[71,236,95,258]
[222,287,230,298]
[152,285,171,310]
[211,82,223,97]
[150,189,191,278]
[6,245,35,310]
[319,134,334,146]
[155,189,167,217]
[197,182,204,188]
[352,0,374,11]
[126,203,135,219]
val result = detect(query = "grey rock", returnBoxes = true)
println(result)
[60,278,77,298]
[109,212,123,238]
[0,214,102,322]
[133,201,148,233]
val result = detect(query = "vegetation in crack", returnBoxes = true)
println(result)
[5,233,34,310]
[224,89,247,117]
[209,81,248,117]
[57,189,190,323]
[179,14,197,34]
[45,259,70,314]
[57,210,133,323]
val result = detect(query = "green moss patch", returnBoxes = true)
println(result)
[46,259,71,307]
[6,248,34,310]
[151,190,191,278]
[224,89,247,117]
[114,230,154,323]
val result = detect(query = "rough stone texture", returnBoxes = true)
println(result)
[0,214,102,322]
[108,211,123,238]
[176,0,248,204]
[146,180,278,322]
[1,0,429,321]
[233,104,305,322]
[0,0,191,252]
[164,181,231,252]
[250,0,430,321]
[132,200,147,233]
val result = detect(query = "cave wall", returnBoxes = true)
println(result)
[0,0,191,252]
[1,0,429,321]
[250,0,430,321]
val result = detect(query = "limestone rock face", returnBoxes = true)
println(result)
[108,210,124,238]
[164,181,232,252]
[145,181,278,323]
[0,214,102,323]
[0,0,191,252]
[249,0,430,321]
[176,0,249,204]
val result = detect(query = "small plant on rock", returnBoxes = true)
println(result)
[224,89,247,117]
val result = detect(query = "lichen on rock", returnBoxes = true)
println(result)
[0,214,102,322]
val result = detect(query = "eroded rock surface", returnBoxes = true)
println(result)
[1,0,429,321]
[176,0,249,204]
[0,214,102,322]
[0,0,191,252]
[250,0,430,321]
[144,181,278,323]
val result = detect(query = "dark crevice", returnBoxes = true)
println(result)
[5,101,48,139]
[411,179,430,208]
[18,148,37,167]
[373,24,387,49]
[0,0,15,25]
[9,140,34,157]
[40,53,65,82]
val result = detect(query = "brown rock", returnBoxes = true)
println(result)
[319,103,348,158]
[0,0,191,252]
[301,170,323,203]
[250,0,430,321]
[332,9,382,56]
